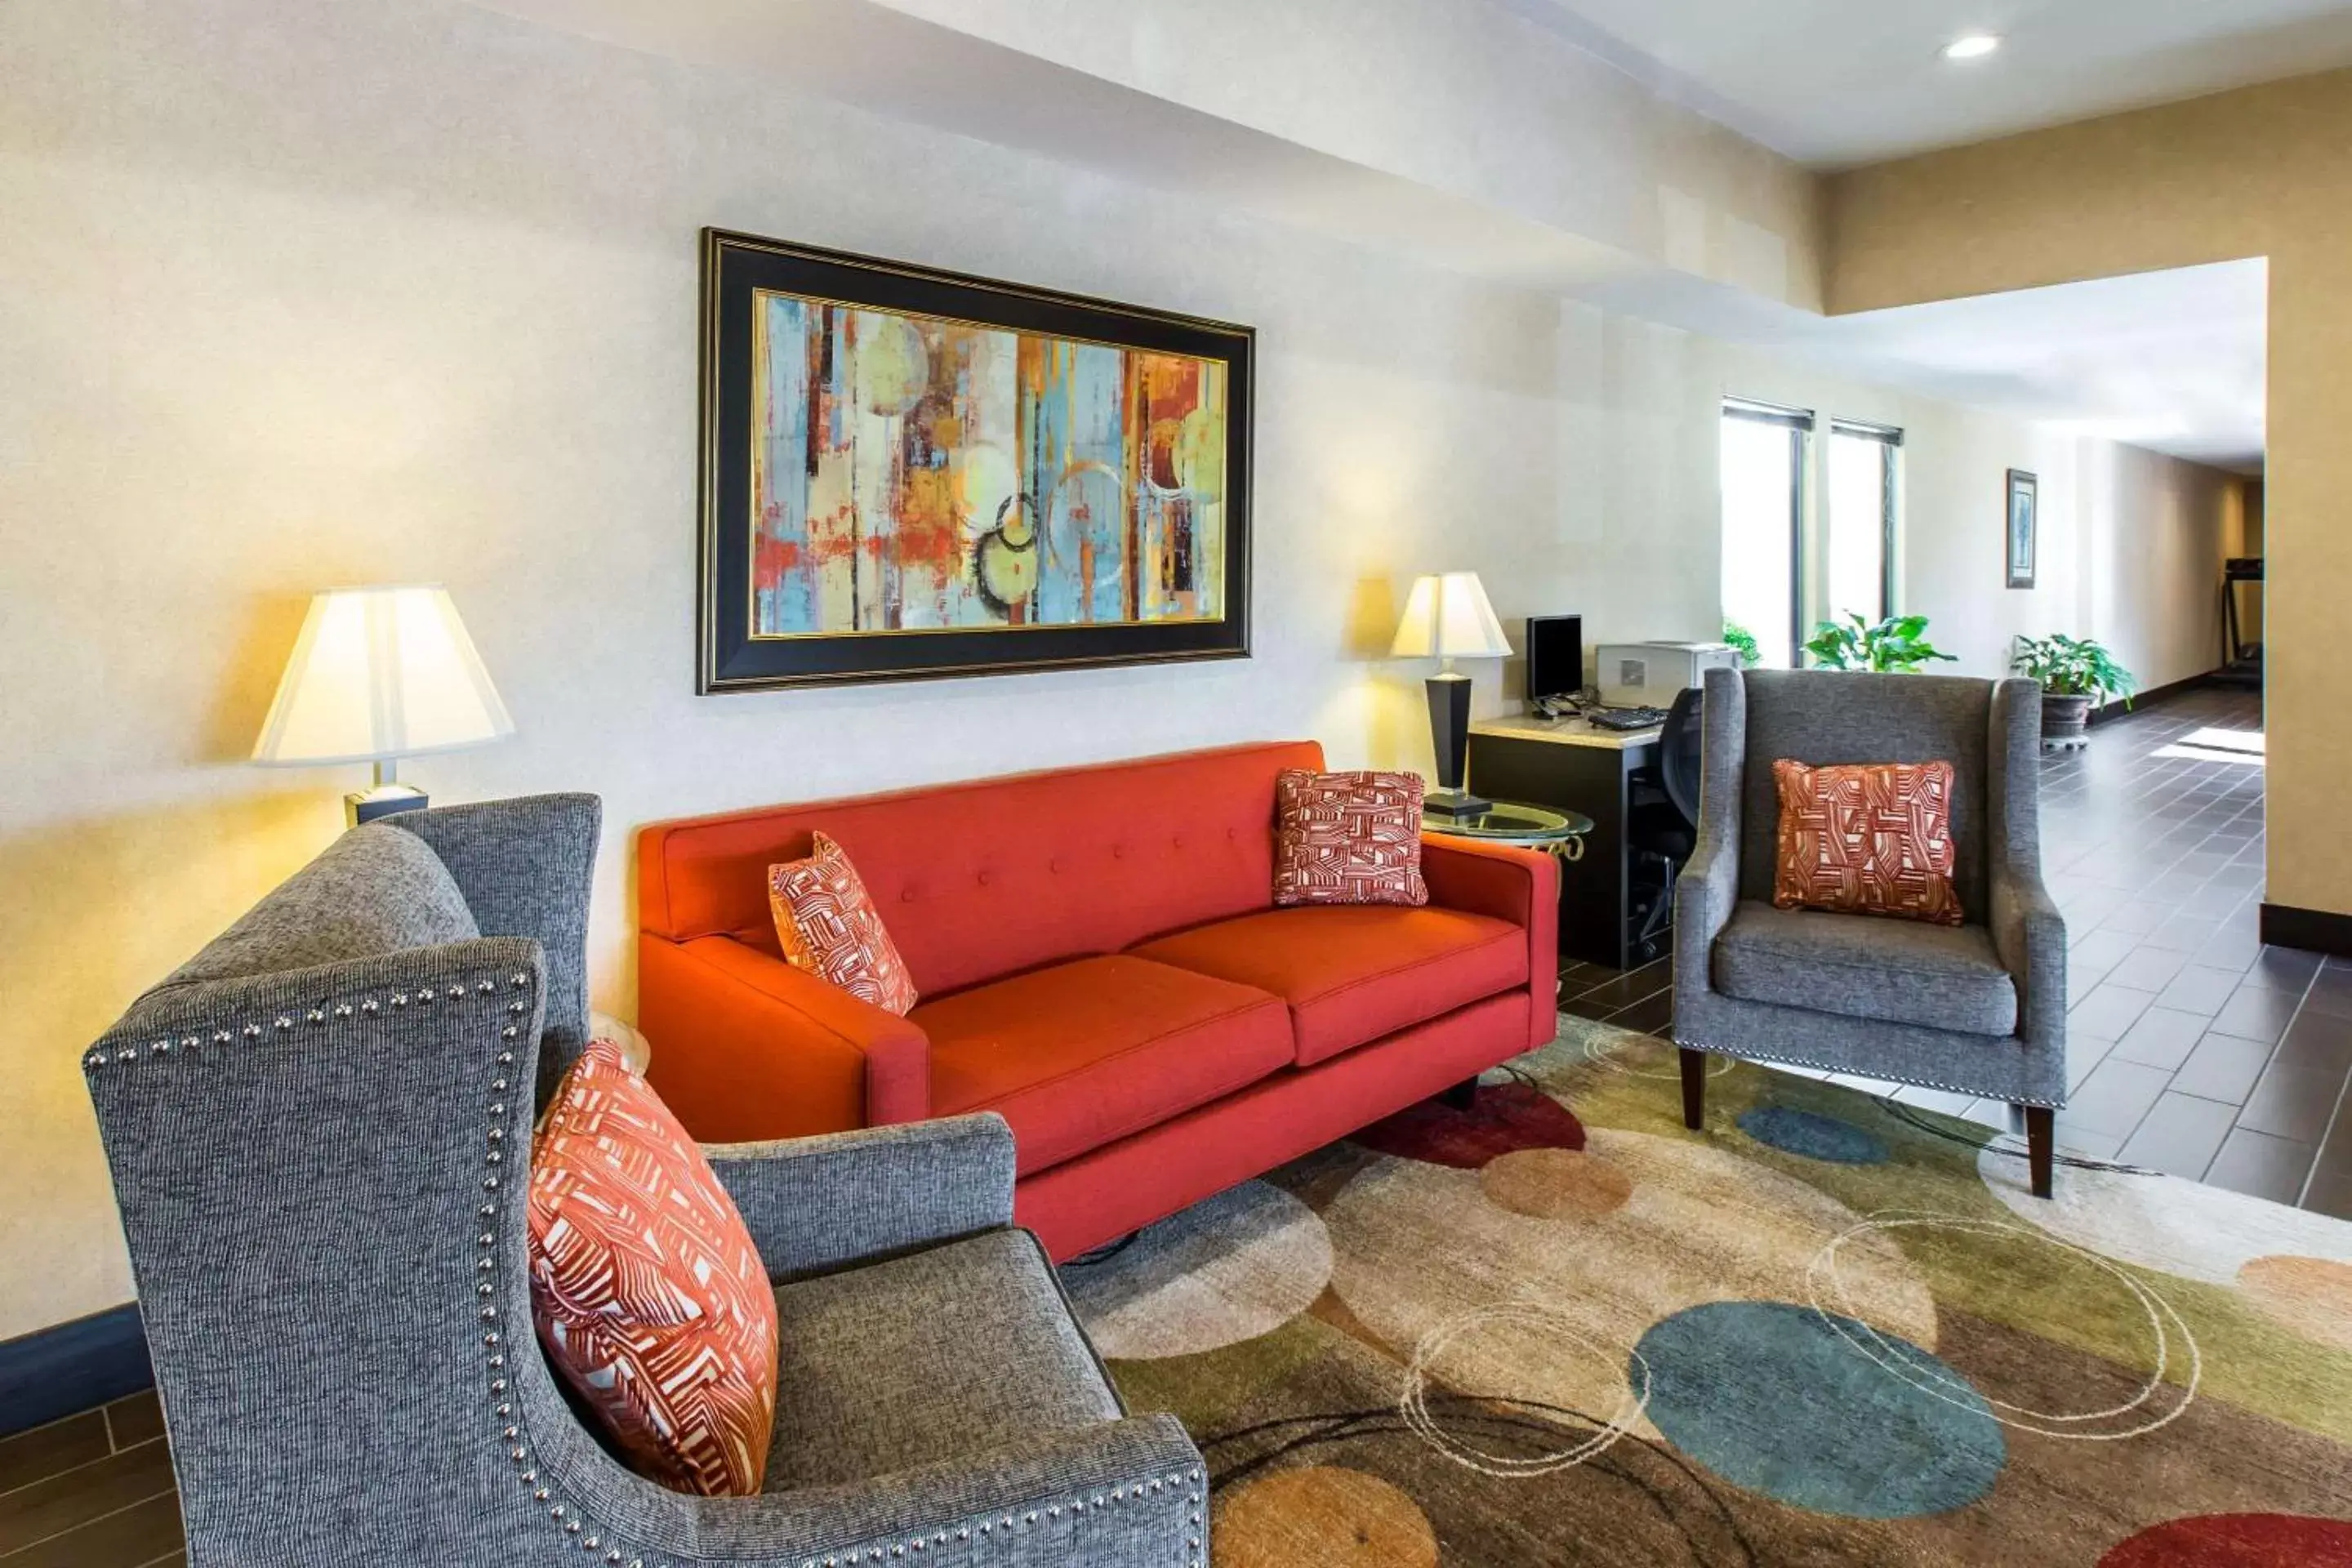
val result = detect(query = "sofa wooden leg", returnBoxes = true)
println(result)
[1679,1048,1706,1131]
[2025,1105,2055,1199]
[1439,1077,1481,1111]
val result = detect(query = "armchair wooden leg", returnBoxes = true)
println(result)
[2025,1105,2055,1199]
[1440,1076,1481,1111]
[1679,1048,1706,1131]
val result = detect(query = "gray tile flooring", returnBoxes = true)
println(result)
[1789,685,2352,1217]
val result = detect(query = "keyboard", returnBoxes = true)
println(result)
[1587,706,1668,732]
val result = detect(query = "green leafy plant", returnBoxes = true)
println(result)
[1802,612,1959,674]
[1722,620,1762,669]
[2013,633,2136,706]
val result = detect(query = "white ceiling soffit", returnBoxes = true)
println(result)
[467,0,2267,470]
[1495,0,2352,168]
[1583,259,2270,471]
[1827,262,2269,472]
[461,0,1654,296]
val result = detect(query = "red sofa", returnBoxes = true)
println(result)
[636,742,1558,1259]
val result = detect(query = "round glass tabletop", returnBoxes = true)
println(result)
[1423,800,1594,847]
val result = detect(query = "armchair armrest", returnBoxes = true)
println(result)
[638,933,929,1142]
[1987,675,2067,1102]
[1423,835,1559,1048]
[1672,833,1740,1002]
[1675,666,1750,1006]
[1991,865,2067,1050]
[670,1413,1205,1565]
[703,1113,1015,1281]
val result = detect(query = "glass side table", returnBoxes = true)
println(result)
[1423,800,1594,861]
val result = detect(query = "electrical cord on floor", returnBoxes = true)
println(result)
[1871,1096,2154,1178]
[1062,1232,1140,1267]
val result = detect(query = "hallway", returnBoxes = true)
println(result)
[2038,686,2352,1215]
[1897,685,2345,1215]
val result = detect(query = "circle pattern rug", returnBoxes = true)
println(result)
[1069,1019,2352,1566]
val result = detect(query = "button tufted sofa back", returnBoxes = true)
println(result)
[639,742,1326,1000]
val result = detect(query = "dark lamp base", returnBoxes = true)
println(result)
[1423,788,1491,819]
[345,784,430,827]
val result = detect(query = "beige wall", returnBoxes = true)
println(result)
[1829,69,2352,914]
[0,0,2238,1338]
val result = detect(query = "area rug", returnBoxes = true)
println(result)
[1060,1019,2352,1566]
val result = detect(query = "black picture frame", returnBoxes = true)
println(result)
[697,229,1255,693]
[2005,468,2038,590]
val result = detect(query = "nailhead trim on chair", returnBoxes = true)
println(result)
[89,972,1207,1567]
[1668,1029,2062,1108]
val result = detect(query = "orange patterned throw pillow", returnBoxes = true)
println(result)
[768,832,918,1015]
[1773,758,1964,925]
[1274,768,1429,907]
[528,1039,779,1496]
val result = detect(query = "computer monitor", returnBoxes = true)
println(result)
[1525,615,1584,704]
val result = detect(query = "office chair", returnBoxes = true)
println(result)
[1626,685,1704,961]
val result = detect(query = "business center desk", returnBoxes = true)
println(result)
[1466,713,1661,972]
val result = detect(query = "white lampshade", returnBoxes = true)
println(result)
[252,586,514,766]
[1389,572,1513,662]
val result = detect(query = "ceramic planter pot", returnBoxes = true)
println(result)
[2041,691,2094,743]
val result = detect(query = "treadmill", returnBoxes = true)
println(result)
[2219,556,2263,687]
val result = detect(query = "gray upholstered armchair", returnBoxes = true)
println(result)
[1673,669,2068,1196]
[83,795,1205,1568]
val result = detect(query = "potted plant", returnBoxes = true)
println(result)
[2013,633,2135,744]
[1722,620,1762,669]
[1802,613,1959,674]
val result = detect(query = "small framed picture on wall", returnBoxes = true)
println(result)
[2005,468,2038,590]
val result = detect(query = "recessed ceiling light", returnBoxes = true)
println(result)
[1943,33,2002,60]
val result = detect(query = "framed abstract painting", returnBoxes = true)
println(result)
[697,229,1254,691]
[2005,468,2038,590]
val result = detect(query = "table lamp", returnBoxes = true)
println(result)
[1391,571,1513,818]
[252,584,514,826]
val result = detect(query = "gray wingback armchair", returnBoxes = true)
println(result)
[83,795,1205,1568]
[1672,669,2068,1196]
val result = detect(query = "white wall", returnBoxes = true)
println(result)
[0,0,1731,1336]
[0,0,2235,1337]
[856,0,1824,309]
[1699,348,2235,688]
[2082,443,2241,692]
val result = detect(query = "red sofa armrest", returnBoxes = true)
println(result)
[1422,835,1559,1047]
[637,934,930,1142]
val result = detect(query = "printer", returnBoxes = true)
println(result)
[1594,641,1742,709]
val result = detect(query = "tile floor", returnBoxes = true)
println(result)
[1564,682,2352,1219]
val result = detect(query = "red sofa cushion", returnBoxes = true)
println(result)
[639,742,1325,999]
[916,956,1294,1175]
[1132,905,1528,1067]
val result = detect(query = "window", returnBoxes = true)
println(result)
[1826,421,1900,627]
[1720,399,1811,668]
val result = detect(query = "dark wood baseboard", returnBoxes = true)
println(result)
[2261,902,2352,960]
[2088,670,2220,727]
[0,1303,149,1438]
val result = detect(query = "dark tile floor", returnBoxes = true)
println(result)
[2036,685,2350,1215]
[6,684,2346,1562]
[1562,683,2352,1219]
